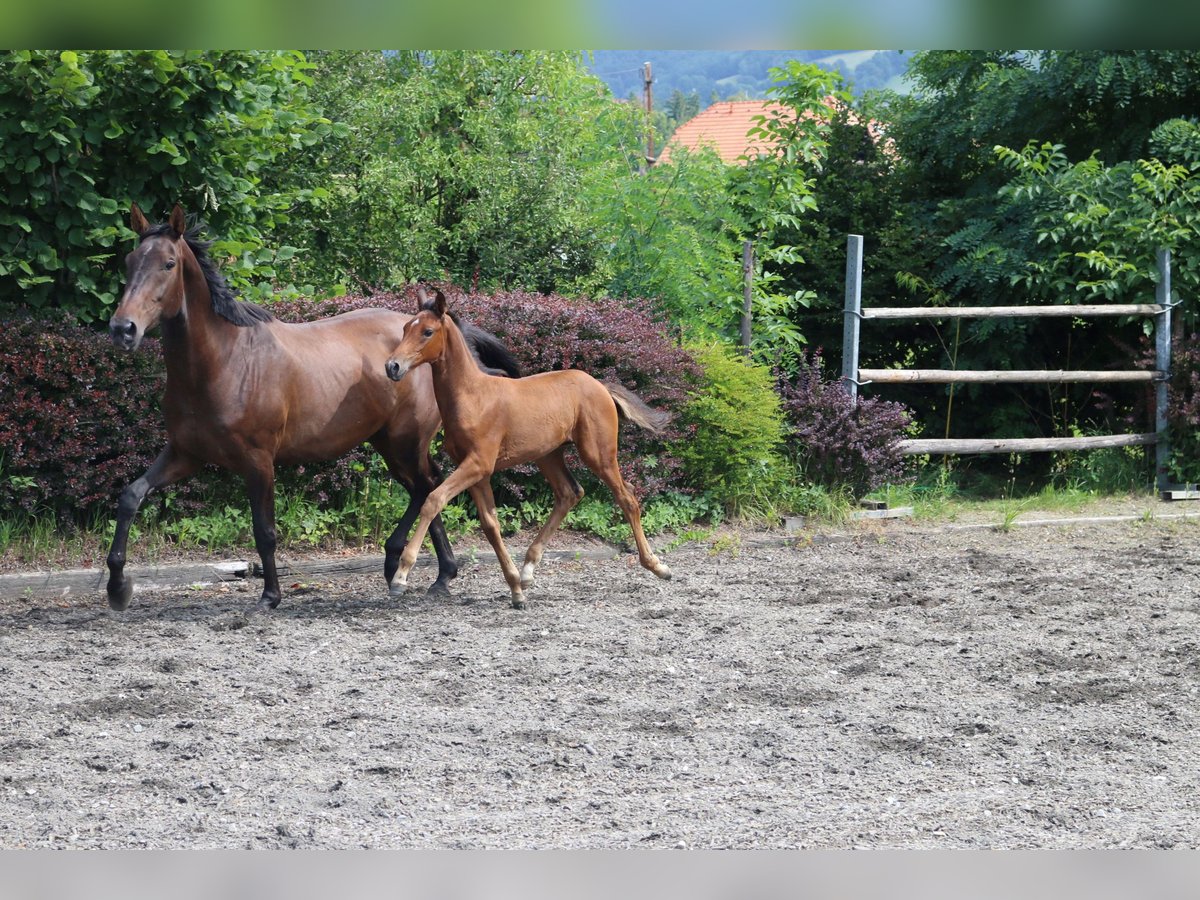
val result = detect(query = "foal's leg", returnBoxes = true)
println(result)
[467,479,527,608]
[391,460,488,594]
[520,448,585,590]
[374,443,457,598]
[106,444,200,611]
[576,426,672,581]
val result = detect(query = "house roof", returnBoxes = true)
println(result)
[656,101,789,166]
[655,97,884,166]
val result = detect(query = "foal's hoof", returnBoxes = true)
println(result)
[511,593,527,610]
[107,579,133,612]
[387,575,410,599]
[653,563,673,581]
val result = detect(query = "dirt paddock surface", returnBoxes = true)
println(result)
[2,518,1200,849]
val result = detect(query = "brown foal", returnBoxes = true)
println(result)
[385,288,673,609]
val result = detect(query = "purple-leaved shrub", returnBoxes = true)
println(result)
[0,286,701,525]
[777,351,913,496]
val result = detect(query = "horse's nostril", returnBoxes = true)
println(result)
[109,318,138,347]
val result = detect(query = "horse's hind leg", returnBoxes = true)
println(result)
[520,448,584,590]
[106,444,199,611]
[575,424,671,582]
[467,480,527,609]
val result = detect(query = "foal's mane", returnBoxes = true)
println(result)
[140,221,274,327]
[418,289,522,378]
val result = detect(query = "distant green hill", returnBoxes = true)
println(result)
[586,50,911,104]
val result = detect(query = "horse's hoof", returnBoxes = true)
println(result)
[388,579,409,599]
[511,594,527,610]
[425,581,452,599]
[107,579,133,611]
[256,595,280,612]
[653,563,673,581]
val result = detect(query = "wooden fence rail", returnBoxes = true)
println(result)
[841,237,1175,490]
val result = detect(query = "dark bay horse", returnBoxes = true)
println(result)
[384,288,673,609]
[106,204,519,611]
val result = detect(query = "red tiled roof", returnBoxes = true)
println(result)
[655,97,885,166]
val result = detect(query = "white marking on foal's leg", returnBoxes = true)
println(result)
[387,571,409,597]
[520,561,536,589]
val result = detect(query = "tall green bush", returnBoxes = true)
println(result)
[0,50,331,321]
[676,341,791,514]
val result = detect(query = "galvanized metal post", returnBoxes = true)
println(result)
[740,240,753,356]
[1155,248,1172,493]
[842,234,864,402]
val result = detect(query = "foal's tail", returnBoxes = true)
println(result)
[605,383,672,435]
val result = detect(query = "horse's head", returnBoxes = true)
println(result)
[385,288,449,382]
[109,203,189,351]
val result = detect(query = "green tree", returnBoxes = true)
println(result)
[996,120,1200,312]
[730,60,843,366]
[269,51,627,296]
[0,50,331,321]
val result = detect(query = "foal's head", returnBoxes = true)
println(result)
[385,288,452,382]
[109,203,191,351]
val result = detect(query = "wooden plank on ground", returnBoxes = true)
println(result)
[1161,490,1200,501]
[850,506,914,520]
[0,560,249,598]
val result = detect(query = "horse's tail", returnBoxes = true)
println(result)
[605,383,672,435]
[462,322,522,378]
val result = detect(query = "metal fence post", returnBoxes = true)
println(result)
[1156,248,1172,493]
[740,240,754,356]
[842,234,864,403]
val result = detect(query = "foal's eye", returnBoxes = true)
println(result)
[423,328,434,338]
[164,260,176,270]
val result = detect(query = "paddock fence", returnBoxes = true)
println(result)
[840,235,1178,492]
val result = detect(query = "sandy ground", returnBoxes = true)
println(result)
[1,516,1199,849]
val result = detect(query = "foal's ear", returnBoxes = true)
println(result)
[169,203,186,237]
[432,290,448,317]
[416,285,432,312]
[130,203,150,236]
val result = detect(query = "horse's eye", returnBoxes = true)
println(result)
[423,328,434,338]
[164,260,176,270]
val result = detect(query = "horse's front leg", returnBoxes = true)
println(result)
[106,444,199,611]
[242,460,282,611]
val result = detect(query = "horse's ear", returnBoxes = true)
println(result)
[130,203,149,236]
[416,285,432,311]
[433,290,448,317]
[168,203,186,237]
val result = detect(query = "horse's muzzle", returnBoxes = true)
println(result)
[109,317,140,351]
[385,358,409,382]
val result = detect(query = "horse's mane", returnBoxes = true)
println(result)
[139,222,275,327]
